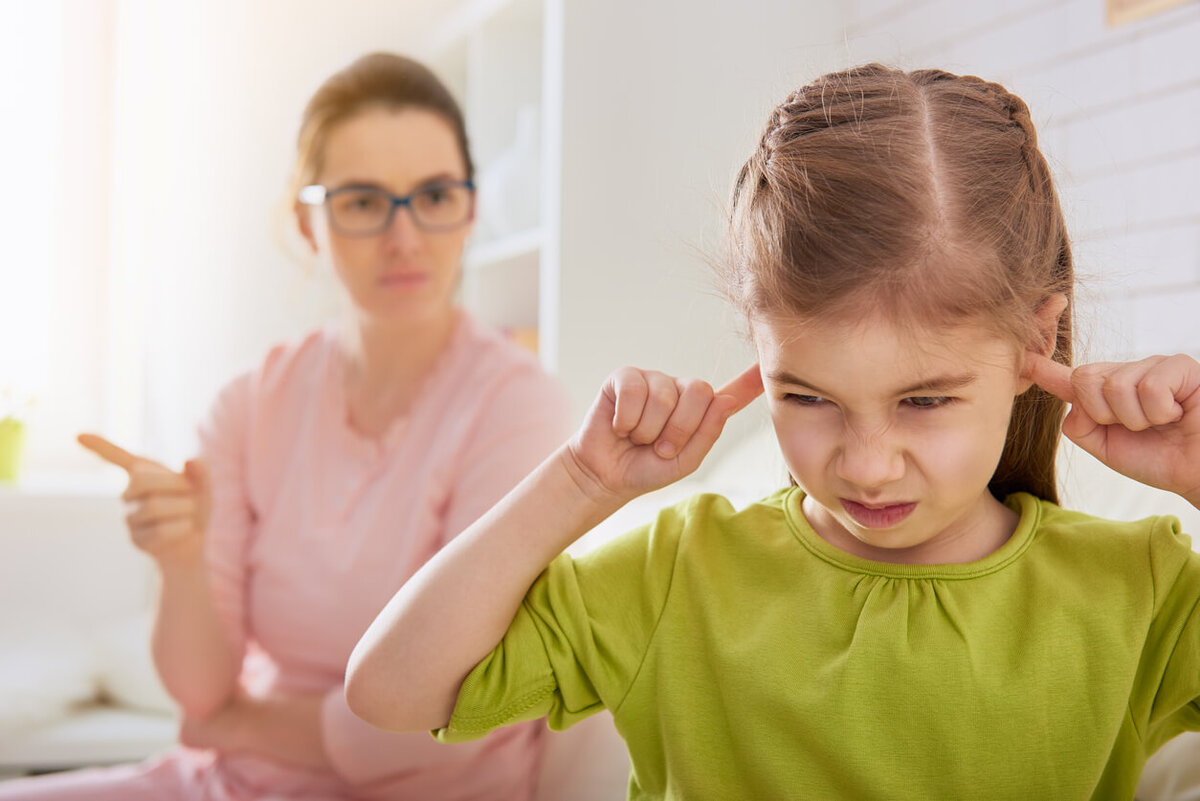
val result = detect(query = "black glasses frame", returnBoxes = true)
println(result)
[298,180,476,235]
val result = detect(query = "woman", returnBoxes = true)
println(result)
[3,52,570,800]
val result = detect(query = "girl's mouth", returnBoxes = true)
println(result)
[840,499,917,529]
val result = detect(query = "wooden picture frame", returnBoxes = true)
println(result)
[1107,0,1196,26]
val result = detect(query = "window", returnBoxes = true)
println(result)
[0,1,128,480]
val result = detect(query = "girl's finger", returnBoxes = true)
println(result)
[1061,403,1106,460]
[628,371,680,446]
[654,379,715,458]
[1137,355,1192,426]
[1023,352,1075,403]
[673,392,741,469]
[609,368,650,437]
[716,364,764,414]
[1099,358,1162,432]
[1068,362,1122,426]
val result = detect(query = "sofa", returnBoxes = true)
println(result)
[2,428,1198,798]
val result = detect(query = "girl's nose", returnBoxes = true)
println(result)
[835,431,905,489]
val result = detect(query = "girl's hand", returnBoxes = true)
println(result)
[77,433,212,566]
[1025,353,1200,507]
[564,364,763,504]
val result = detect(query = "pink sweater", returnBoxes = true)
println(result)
[0,313,572,801]
[197,313,573,799]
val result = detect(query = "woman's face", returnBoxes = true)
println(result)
[299,106,472,325]
[753,311,1030,564]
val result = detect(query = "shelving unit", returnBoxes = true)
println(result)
[421,0,553,353]
[416,0,840,423]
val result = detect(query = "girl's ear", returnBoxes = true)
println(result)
[295,202,318,253]
[1031,293,1068,358]
[1017,293,1068,393]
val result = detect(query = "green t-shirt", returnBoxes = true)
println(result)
[436,490,1200,800]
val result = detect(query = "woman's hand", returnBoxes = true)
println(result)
[180,690,330,770]
[1025,352,1200,508]
[77,434,211,566]
[563,364,764,505]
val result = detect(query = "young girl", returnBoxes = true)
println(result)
[346,64,1200,799]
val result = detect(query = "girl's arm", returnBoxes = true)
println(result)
[78,435,240,719]
[345,365,763,732]
[1025,353,1200,509]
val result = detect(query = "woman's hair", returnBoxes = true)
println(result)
[289,52,474,195]
[726,64,1073,503]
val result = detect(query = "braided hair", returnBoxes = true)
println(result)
[724,64,1073,503]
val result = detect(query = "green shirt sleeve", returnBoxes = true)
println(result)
[434,499,693,744]
[1141,515,1200,750]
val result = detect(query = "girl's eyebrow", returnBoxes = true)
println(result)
[767,370,978,397]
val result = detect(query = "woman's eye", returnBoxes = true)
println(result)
[904,396,952,409]
[417,186,452,206]
[336,192,386,214]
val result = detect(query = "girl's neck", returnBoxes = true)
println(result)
[338,306,461,435]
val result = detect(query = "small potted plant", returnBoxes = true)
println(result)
[0,386,33,484]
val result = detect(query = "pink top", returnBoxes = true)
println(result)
[195,312,572,799]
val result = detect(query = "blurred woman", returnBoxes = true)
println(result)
[2,52,569,800]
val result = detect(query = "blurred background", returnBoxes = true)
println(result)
[0,0,1197,483]
[0,0,1198,780]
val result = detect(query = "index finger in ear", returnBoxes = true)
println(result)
[1023,353,1076,404]
[77,433,141,472]
[715,364,764,416]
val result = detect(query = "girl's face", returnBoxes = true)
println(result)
[299,106,472,326]
[753,312,1029,565]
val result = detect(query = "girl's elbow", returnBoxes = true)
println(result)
[344,655,404,730]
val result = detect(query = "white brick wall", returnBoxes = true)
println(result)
[845,0,1200,361]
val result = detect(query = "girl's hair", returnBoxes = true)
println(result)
[289,52,474,195]
[726,64,1073,503]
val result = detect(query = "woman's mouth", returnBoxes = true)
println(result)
[379,271,429,288]
[840,499,917,529]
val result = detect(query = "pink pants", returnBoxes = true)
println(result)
[0,750,344,801]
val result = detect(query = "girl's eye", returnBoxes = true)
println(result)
[904,396,953,409]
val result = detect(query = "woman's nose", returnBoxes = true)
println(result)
[835,430,905,489]
[381,205,423,251]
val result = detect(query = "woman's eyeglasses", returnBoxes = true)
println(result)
[298,180,475,236]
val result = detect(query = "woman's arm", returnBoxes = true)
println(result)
[79,435,240,718]
[345,365,763,732]
[180,690,330,769]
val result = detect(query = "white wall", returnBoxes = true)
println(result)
[843,0,1200,364]
[553,0,847,470]
[109,0,450,466]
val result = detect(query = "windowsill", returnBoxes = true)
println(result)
[0,471,123,499]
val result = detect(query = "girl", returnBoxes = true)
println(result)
[1,53,569,800]
[346,65,1200,799]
